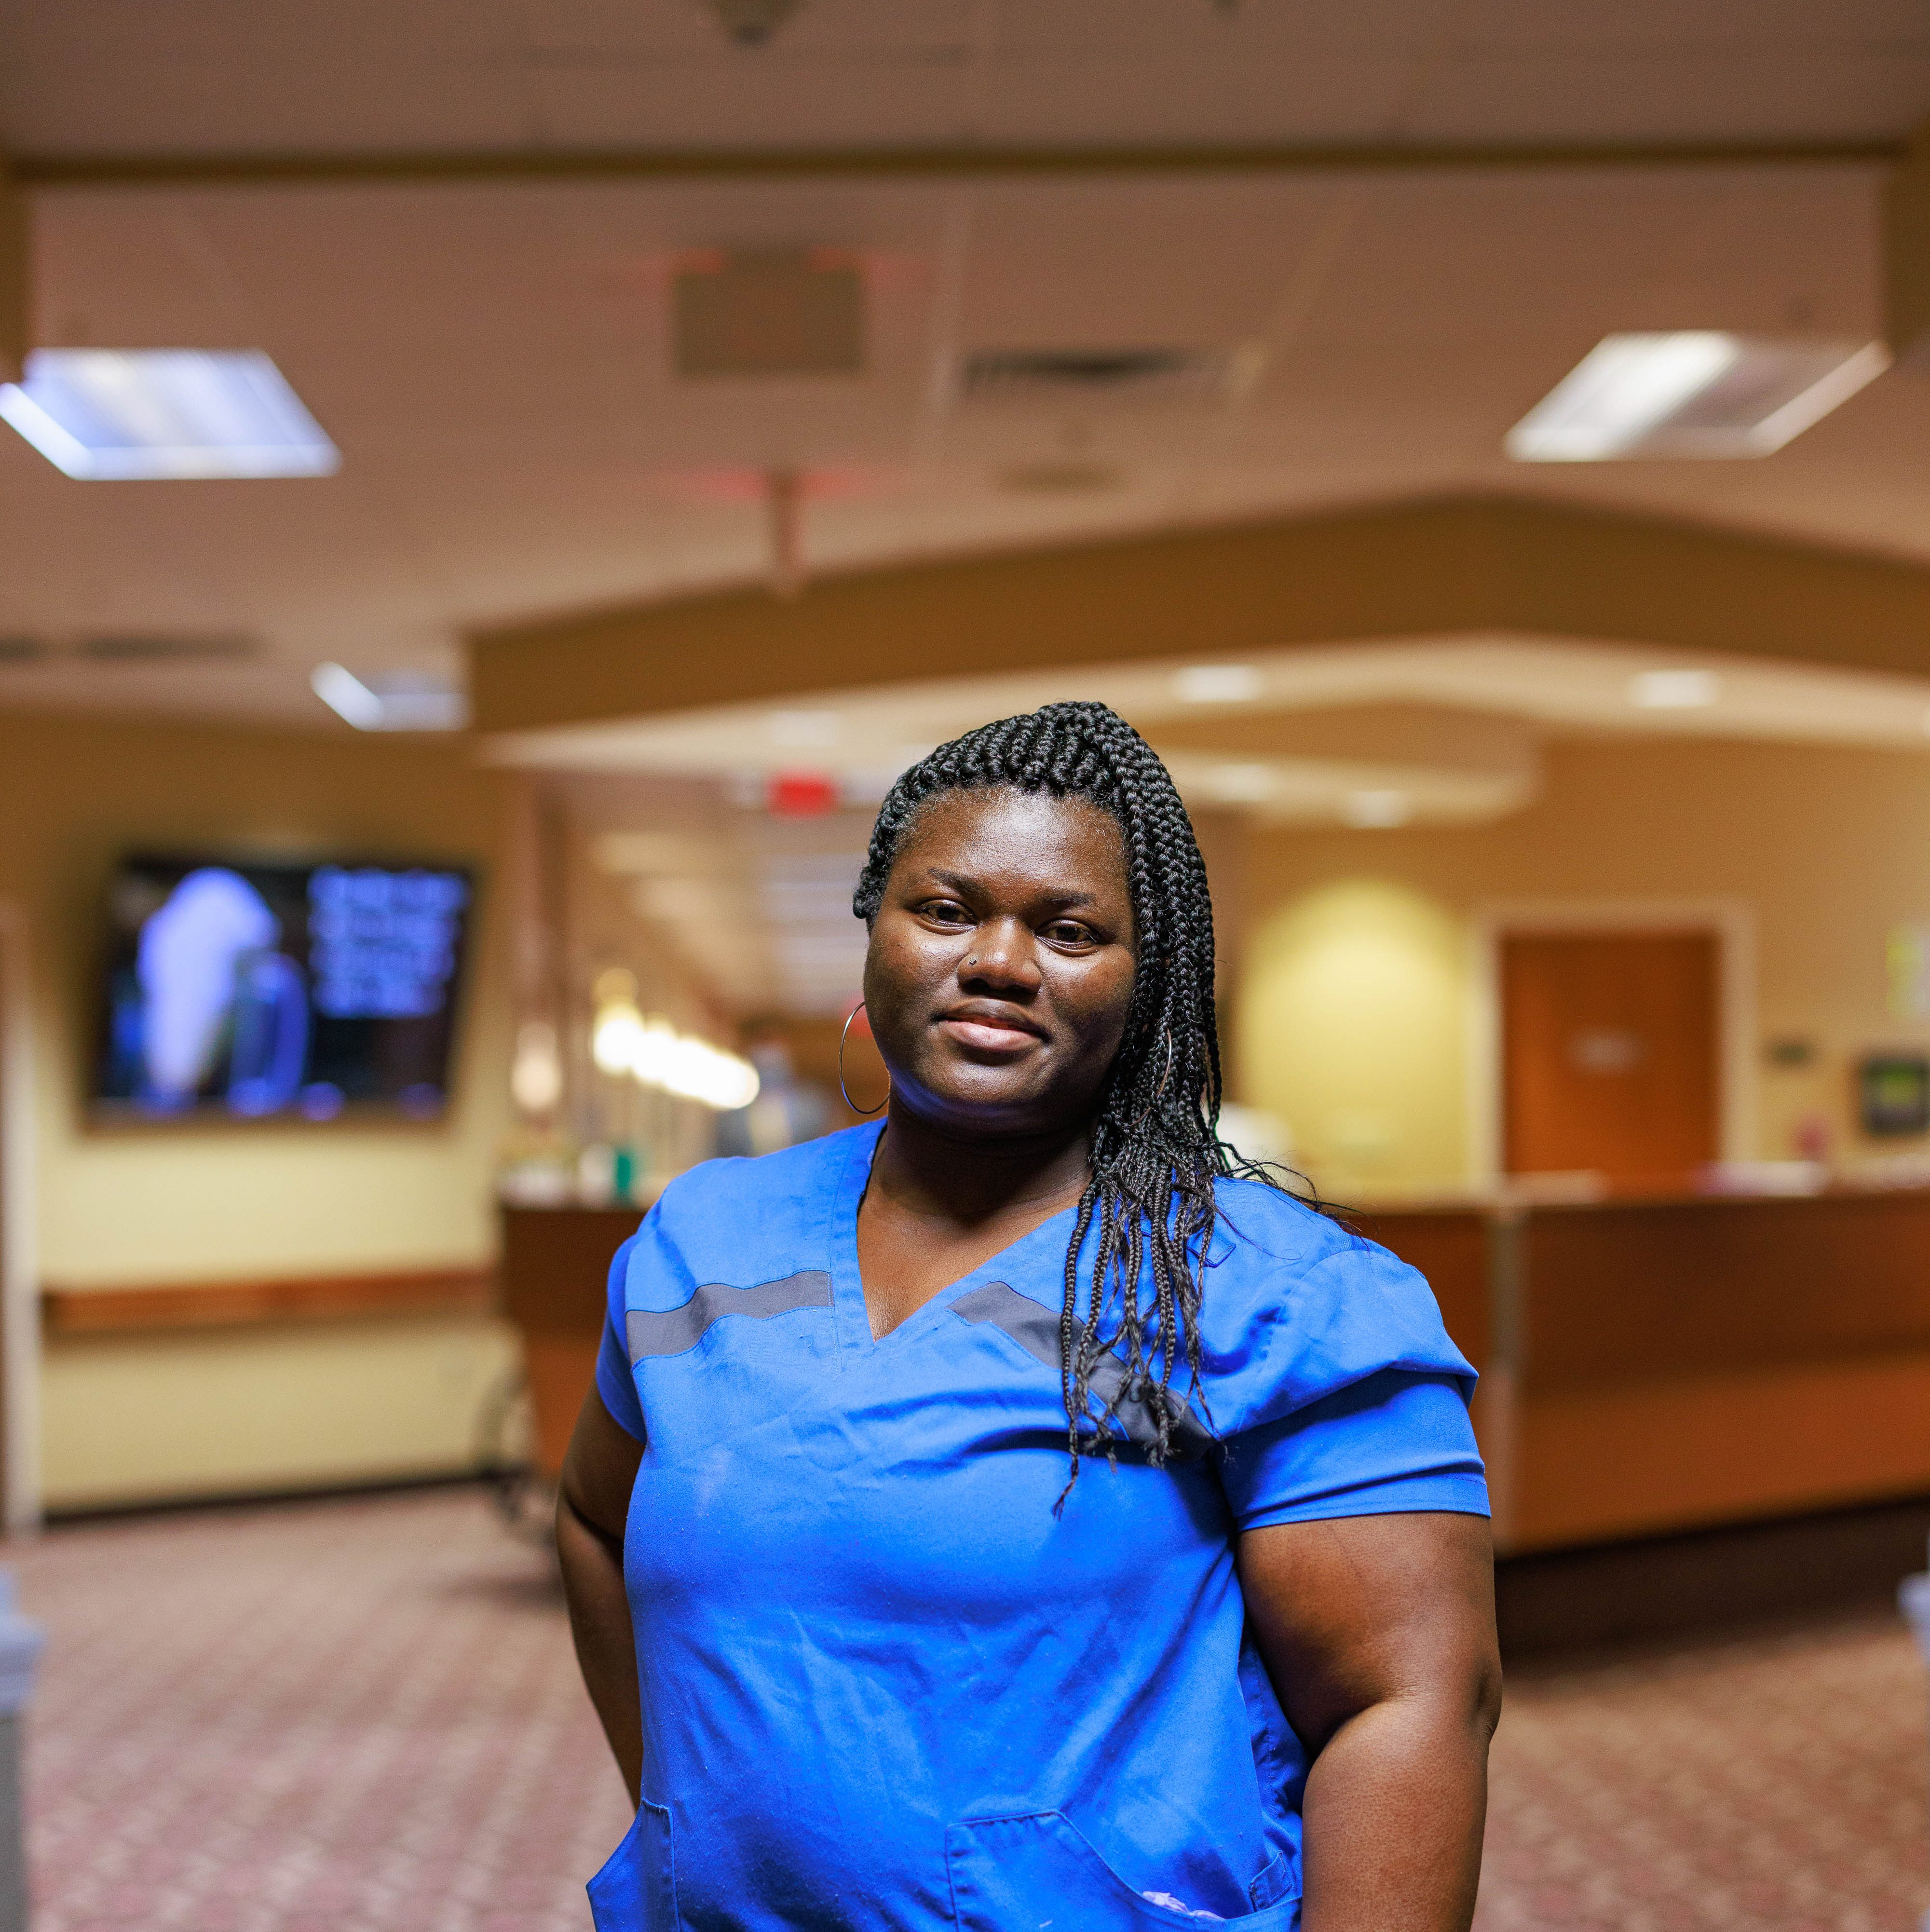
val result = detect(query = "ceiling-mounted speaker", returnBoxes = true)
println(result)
[702,0,805,48]
[674,250,863,380]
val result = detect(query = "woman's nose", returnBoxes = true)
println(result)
[961,919,1041,988]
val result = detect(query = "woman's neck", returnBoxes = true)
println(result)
[865,1096,1093,1234]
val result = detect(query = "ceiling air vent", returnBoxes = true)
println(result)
[74,634,258,662]
[0,633,258,664]
[960,347,1232,404]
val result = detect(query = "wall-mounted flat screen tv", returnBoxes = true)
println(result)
[93,853,474,1122]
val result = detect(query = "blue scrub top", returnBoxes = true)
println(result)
[589,1122,1485,1932]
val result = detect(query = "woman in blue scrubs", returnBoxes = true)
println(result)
[557,702,1500,1932]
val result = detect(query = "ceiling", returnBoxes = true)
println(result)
[495,631,1930,813]
[0,1,1927,730]
[7,1,1930,156]
[514,630,1930,1013]
[571,774,880,1018]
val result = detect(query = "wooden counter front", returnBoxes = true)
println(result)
[1369,1186,1930,1554]
[1520,1190,1930,1391]
[500,1203,643,1474]
[501,1186,1930,1553]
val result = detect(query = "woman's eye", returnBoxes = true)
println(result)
[1044,921,1097,948]
[921,899,972,925]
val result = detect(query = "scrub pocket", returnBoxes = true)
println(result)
[587,1798,678,1932]
[947,1811,1300,1932]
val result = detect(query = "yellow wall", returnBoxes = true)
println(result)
[1237,735,1930,1194]
[0,709,516,1508]
[40,1315,521,1513]
[0,710,513,1286]
[1238,880,1468,1197]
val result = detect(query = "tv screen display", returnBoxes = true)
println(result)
[94,853,474,1122]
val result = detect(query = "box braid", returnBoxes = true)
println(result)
[852,700,1300,1497]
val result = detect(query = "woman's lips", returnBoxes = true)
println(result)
[938,1015,1041,1053]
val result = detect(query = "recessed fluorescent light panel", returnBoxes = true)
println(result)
[1342,789,1413,829]
[0,350,339,479]
[765,708,841,748]
[313,664,467,732]
[1173,664,1264,704]
[1203,763,1277,805]
[1507,334,1888,462]
[1630,668,1721,711]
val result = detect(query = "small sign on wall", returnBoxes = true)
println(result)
[1859,1053,1930,1136]
[1887,925,1930,1018]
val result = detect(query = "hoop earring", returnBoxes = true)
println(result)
[839,1003,891,1116]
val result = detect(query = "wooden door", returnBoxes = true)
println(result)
[1501,930,1720,1185]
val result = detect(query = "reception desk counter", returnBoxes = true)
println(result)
[500,1202,642,1475]
[1365,1184,1930,1552]
[503,1184,1930,1553]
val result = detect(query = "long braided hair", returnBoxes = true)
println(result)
[852,700,1300,1496]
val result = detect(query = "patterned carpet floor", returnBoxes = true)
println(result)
[1481,1617,1929,1932]
[2,1486,1924,1930]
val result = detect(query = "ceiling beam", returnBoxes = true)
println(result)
[469,495,1930,735]
[13,136,1900,194]
[0,158,24,382]
[1885,121,1930,363]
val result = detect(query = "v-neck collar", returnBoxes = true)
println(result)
[827,1121,1082,1357]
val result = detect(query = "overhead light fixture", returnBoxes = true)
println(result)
[312,663,467,732]
[1204,763,1276,804]
[0,350,339,479]
[1173,664,1264,704]
[766,708,840,748]
[1507,333,1888,462]
[592,991,761,1110]
[1630,668,1721,711]
[510,1021,563,1115]
[1341,789,1412,829]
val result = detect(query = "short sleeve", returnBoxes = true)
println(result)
[1188,1184,1486,1526]
[594,1232,647,1443]
[1218,1368,1488,1531]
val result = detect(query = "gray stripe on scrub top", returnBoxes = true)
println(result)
[626,1270,835,1361]
[951,1280,1213,1459]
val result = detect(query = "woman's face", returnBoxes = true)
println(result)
[863,786,1138,1139]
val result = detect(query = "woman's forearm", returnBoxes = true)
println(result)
[557,1494,643,1803]
[1298,1690,1494,1932]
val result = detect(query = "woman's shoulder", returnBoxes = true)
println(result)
[1200,1175,1474,1430]
[1208,1172,1364,1270]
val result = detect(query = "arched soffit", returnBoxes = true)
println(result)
[468,494,1930,734]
